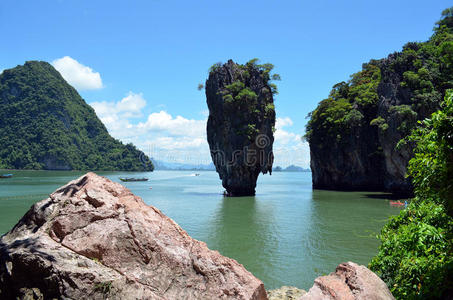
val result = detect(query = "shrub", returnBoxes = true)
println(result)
[370,90,453,299]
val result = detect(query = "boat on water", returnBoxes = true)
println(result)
[119,177,148,182]
[390,200,406,207]
[0,174,13,179]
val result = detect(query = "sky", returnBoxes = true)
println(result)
[0,0,450,167]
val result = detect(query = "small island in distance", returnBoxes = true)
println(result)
[273,165,310,172]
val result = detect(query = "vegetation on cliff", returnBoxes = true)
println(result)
[210,58,279,141]
[0,61,153,171]
[305,8,453,194]
[370,90,453,299]
[205,59,278,196]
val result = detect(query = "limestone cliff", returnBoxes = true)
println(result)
[205,59,277,196]
[306,16,453,195]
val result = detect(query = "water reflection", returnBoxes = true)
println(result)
[304,189,401,278]
[207,196,278,285]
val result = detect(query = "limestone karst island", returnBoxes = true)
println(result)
[1,2,452,300]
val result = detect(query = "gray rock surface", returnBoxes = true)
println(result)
[0,173,267,299]
[206,60,275,196]
[309,47,443,196]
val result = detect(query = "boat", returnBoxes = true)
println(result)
[0,174,13,179]
[119,177,148,182]
[390,200,405,206]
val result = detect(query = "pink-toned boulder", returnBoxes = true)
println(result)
[0,173,267,300]
[300,262,394,300]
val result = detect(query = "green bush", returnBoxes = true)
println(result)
[370,201,453,299]
[370,116,389,131]
[212,59,278,141]
[370,90,453,299]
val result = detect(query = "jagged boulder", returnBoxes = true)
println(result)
[300,262,394,300]
[205,59,277,196]
[0,173,267,299]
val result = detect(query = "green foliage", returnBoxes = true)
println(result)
[246,124,259,139]
[209,62,222,73]
[225,81,246,94]
[271,73,281,81]
[348,62,381,107]
[211,59,278,141]
[370,90,453,299]
[370,116,389,131]
[370,201,453,299]
[390,105,418,134]
[406,90,453,210]
[265,103,275,118]
[94,281,113,296]
[0,61,154,171]
[236,88,258,101]
[305,61,380,144]
[306,7,453,157]
[305,98,358,144]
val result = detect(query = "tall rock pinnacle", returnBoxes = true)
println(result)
[205,59,278,196]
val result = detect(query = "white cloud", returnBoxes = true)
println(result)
[272,117,310,168]
[90,93,309,167]
[52,56,103,90]
[276,117,293,129]
[89,93,211,164]
[91,92,146,120]
[274,117,300,145]
[138,111,206,137]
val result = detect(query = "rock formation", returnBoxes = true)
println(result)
[205,59,276,196]
[0,61,153,171]
[0,173,267,299]
[300,262,394,300]
[306,18,452,195]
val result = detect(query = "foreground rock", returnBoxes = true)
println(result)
[267,286,306,300]
[205,59,276,196]
[300,262,394,300]
[0,173,267,299]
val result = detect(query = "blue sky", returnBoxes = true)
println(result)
[0,0,450,167]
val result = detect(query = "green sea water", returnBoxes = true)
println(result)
[0,170,402,290]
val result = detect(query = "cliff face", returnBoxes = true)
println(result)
[306,20,452,195]
[0,61,153,171]
[206,59,276,196]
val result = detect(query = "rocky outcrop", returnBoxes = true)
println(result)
[0,61,153,171]
[0,173,267,299]
[308,29,450,195]
[205,59,276,196]
[300,262,394,300]
[267,286,306,300]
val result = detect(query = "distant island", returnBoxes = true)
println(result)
[273,165,310,172]
[0,61,153,171]
[152,159,215,171]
